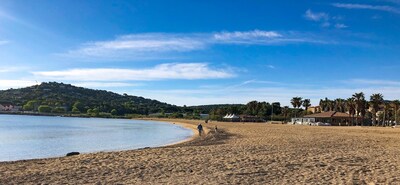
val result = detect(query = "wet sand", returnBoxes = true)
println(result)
[1,119,400,184]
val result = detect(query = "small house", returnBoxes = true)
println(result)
[293,111,362,126]
[0,103,14,111]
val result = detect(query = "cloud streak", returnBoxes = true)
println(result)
[62,30,334,60]
[335,23,348,29]
[332,3,400,14]
[213,30,283,44]
[304,9,329,22]
[32,63,234,81]
[304,9,347,29]
[65,33,206,59]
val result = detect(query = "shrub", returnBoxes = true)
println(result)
[38,105,52,113]
[52,107,66,113]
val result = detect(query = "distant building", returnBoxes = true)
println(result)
[240,115,264,122]
[292,111,362,126]
[13,106,22,111]
[0,103,14,111]
[308,106,322,113]
[222,114,264,122]
[223,114,240,122]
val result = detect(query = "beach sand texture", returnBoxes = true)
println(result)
[1,119,400,184]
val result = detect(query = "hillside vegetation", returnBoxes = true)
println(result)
[0,82,180,116]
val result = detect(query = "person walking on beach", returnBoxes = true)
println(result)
[197,123,203,136]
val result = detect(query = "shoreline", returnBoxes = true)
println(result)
[138,118,211,147]
[2,120,400,184]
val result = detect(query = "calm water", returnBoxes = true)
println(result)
[0,115,192,161]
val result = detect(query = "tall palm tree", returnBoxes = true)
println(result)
[282,106,289,123]
[383,103,391,127]
[352,92,365,126]
[360,100,369,126]
[319,98,327,112]
[291,97,303,118]
[346,98,356,126]
[391,100,400,127]
[320,97,333,112]
[370,93,384,126]
[334,98,346,112]
[302,99,311,112]
[327,100,334,111]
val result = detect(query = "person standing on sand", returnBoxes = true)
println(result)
[197,123,203,136]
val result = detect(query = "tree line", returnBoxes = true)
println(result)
[1,83,399,125]
[290,92,400,126]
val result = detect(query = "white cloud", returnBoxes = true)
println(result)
[304,9,347,29]
[0,80,38,90]
[304,9,329,22]
[213,30,282,43]
[32,63,234,81]
[213,30,330,45]
[335,23,348,29]
[62,30,335,60]
[266,65,276,69]
[332,3,400,14]
[64,33,206,59]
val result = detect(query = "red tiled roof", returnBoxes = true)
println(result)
[303,111,352,118]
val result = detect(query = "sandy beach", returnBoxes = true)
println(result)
[1,119,400,184]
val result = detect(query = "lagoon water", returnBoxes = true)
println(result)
[0,114,192,161]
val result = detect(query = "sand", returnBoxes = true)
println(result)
[1,119,400,184]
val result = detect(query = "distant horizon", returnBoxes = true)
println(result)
[1,81,398,108]
[1,1,399,106]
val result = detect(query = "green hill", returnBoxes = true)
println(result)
[0,82,180,115]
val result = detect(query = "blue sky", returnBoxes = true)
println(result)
[0,0,399,106]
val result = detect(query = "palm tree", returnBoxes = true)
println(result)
[319,98,327,112]
[327,99,335,111]
[370,93,384,126]
[360,100,369,126]
[334,98,346,112]
[320,97,332,112]
[383,103,391,127]
[391,100,400,127]
[346,98,356,126]
[282,106,289,123]
[291,97,303,118]
[352,92,365,126]
[302,99,311,112]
